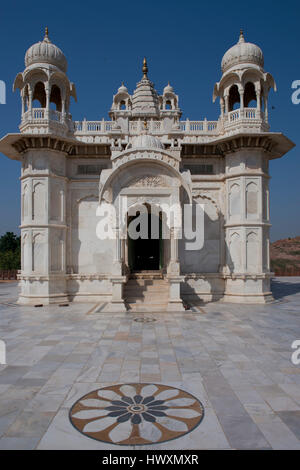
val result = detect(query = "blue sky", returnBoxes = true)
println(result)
[0,0,299,241]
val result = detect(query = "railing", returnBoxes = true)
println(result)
[32,108,45,119]
[21,107,267,136]
[21,108,74,134]
[74,120,114,133]
[23,108,65,124]
[49,109,61,122]
[74,119,220,135]
[227,108,265,124]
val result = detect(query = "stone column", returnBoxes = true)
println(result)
[223,147,273,303]
[45,85,50,120]
[21,92,25,119]
[240,89,244,118]
[264,96,268,122]
[220,97,224,118]
[224,94,229,114]
[61,99,66,123]
[167,227,185,311]
[28,88,33,118]
[108,227,127,312]
[18,148,69,305]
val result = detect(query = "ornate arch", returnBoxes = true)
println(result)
[99,149,192,204]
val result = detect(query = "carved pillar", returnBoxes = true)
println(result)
[224,94,229,114]
[45,84,50,120]
[21,91,25,118]
[220,97,224,118]
[256,84,261,119]
[264,95,268,122]
[108,227,127,312]
[61,99,66,123]
[240,89,244,117]
[167,227,184,311]
[28,87,33,118]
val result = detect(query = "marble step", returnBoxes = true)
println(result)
[129,272,164,280]
[124,285,168,293]
[124,295,169,305]
[126,302,169,312]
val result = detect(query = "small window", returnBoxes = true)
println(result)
[183,164,214,175]
[77,164,106,175]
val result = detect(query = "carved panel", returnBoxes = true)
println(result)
[229,183,240,217]
[127,175,167,188]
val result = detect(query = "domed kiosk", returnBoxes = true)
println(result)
[13,28,76,135]
[213,30,276,128]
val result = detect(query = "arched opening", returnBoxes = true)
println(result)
[120,100,126,110]
[244,82,257,108]
[32,82,46,107]
[127,205,164,271]
[228,84,240,111]
[50,85,62,111]
[165,100,172,110]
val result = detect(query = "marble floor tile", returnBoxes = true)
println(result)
[0,278,300,449]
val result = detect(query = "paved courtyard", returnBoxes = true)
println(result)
[0,277,299,450]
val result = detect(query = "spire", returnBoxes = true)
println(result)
[43,26,51,43]
[238,29,245,43]
[142,57,148,79]
[132,57,160,116]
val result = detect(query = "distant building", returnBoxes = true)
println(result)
[0,29,294,310]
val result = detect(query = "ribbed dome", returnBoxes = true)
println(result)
[221,31,264,73]
[117,82,128,94]
[25,29,67,73]
[127,134,164,150]
[163,82,174,94]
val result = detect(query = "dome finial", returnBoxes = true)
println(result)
[239,29,245,43]
[142,57,148,78]
[44,26,50,43]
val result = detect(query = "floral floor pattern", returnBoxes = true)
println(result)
[69,383,204,445]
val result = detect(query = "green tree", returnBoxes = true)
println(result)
[0,232,21,270]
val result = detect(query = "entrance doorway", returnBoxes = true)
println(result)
[128,210,163,271]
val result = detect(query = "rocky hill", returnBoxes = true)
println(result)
[270,236,300,273]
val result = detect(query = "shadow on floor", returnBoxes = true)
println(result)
[271,278,300,300]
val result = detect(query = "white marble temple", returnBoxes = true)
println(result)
[0,29,295,307]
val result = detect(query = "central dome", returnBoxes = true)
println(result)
[221,31,264,73]
[127,134,164,150]
[25,28,67,73]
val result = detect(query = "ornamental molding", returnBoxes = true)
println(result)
[112,149,180,171]
[12,136,111,157]
[217,136,276,155]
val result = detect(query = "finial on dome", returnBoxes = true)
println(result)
[239,29,245,43]
[142,57,148,78]
[44,26,50,43]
